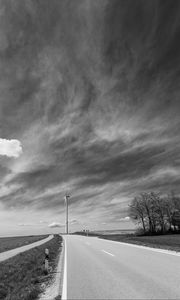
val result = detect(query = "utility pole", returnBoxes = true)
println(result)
[65,194,70,234]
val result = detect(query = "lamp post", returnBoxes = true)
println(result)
[65,194,70,234]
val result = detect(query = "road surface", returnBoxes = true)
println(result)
[63,235,180,299]
[0,235,53,262]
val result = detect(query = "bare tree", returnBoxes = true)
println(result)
[129,196,146,234]
[149,192,166,233]
[140,192,157,234]
[129,191,180,235]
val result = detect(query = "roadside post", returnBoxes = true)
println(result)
[44,248,49,274]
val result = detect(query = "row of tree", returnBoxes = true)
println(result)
[129,192,180,235]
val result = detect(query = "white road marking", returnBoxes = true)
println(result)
[62,238,67,300]
[102,250,115,256]
[102,239,180,257]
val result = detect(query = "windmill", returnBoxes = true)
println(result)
[64,193,70,234]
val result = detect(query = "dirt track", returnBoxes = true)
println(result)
[0,235,53,262]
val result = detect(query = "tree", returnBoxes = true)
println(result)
[166,192,180,231]
[140,192,156,234]
[149,192,166,233]
[129,191,180,235]
[129,196,146,233]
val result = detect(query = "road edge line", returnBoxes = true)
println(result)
[100,238,180,256]
[61,237,67,300]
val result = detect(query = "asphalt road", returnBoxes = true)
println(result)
[0,234,53,262]
[64,235,180,299]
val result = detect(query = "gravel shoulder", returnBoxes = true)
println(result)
[39,236,65,300]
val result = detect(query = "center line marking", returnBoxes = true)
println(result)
[102,250,115,257]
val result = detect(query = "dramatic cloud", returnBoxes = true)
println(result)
[0,0,180,235]
[0,139,22,158]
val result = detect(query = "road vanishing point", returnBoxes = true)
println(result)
[62,235,180,299]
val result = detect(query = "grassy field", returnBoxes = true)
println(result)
[0,235,48,253]
[0,234,62,300]
[74,230,180,251]
[99,233,180,252]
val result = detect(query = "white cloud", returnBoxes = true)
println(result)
[18,223,36,227]
[18,220,48,227]
[69,219,79,225]
[0,138,22,158]
[48,222,64,228]
[39,220,48,224]
[119,216,130,222]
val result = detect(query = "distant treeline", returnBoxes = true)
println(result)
[129,192,180,235]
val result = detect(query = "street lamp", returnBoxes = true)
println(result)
[64,194,70,234]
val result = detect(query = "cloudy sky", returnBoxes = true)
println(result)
[0,0,180,236]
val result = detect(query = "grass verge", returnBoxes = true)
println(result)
[0,235,48,253]
[99,233,180,252]
[0,234,62,300]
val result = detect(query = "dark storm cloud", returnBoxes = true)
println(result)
[103,0,180,119]
[0,0,180,225]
